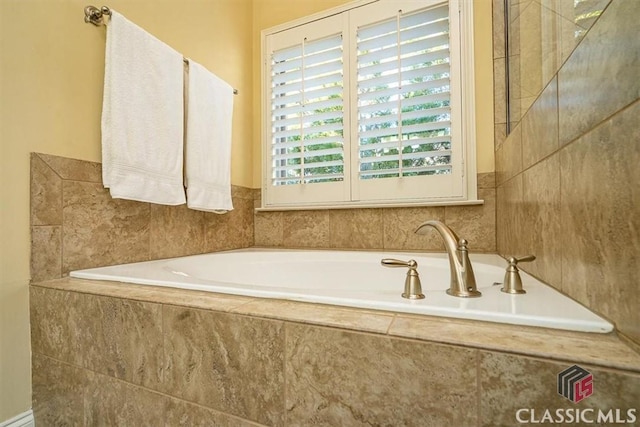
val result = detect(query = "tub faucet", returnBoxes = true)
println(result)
[414,220,481,298]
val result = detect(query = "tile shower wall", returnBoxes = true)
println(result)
[30,152,254,282]
[494,0,640,345]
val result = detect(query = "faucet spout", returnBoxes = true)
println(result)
[414,220,481,298]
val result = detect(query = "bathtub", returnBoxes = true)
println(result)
[70,248,613,333]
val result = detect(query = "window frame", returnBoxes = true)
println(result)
[260,0,478,210]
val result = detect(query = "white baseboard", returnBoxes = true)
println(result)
[0,410,34,427]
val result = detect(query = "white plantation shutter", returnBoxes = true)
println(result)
[350,1,464,202]
[263,0,474,208]
[271,33,344,186]
[356,5,452,179]
[265,15,351,205]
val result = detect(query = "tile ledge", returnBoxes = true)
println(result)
[390,314,640,373]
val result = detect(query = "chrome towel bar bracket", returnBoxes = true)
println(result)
[84,5,111,26]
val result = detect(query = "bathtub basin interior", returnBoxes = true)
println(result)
[70,248,614,333]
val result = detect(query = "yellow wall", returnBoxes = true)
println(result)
[0,0,252,420]
[252,0,495,187]
[0,0,493,421]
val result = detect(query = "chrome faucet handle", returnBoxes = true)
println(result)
[381,259,425,300]
[501,255,536,294]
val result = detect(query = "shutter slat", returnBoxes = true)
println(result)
[359,107,450,127]
[358,34,449,65]
[273,97,342,117]
[359,164,451,177]
[358,78,450,101]
[358,63,450,90]
[360,150,452,163]
[273,110,343,128]
[359,120,451,139]
[358,92,449,114]
[359,136,451,152]
[358,49,449,77]
[273,136,344,150]
[357,6,449,40]
[273,33,342,63]
[357,20,449,53]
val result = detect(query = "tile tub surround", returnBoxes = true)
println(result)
[30,152,255,282]
[493,0,640,346]
[253,172,497,253]
[32,153,495,284]
[31,278,640,426]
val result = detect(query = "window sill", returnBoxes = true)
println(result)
[255,199,485,212]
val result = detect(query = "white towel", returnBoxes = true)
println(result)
[101,10,186,205]
[185,59,234,212]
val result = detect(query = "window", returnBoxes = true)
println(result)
[262,0,476,209]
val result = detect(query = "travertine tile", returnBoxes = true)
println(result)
[62,180,150,273]
[496,174,525,259]
[494,123,507,150]
[282,210,330,248]
[231,184,255,200]
[285,324,478,426]
[495,123,522,186]
[507,56,523,127]
[232,299,393,334]
[163,307,285,426]
[32,354,86,426]
[522,77,559,169]
[560,101,640,345]
[391,315,640,372]
[31,285,164,389]
[493,57,507,125]
[508,0,534,24]
[80,294,164,390]
[445,188,496,253]
[30,226,62,282]
[165,397,264,427]
[30,153,62,226]
[515,1,547,103]
[203,197,254,252]
[558,0,640,145]
[551,0,610,65]
[253,211,283,247]
[382,206,446,251]
[30,287,83,365]
[84,370,169,426]
[479,351,640,427]
[32,279,253,313]
[37,152,102,182]
[521,155,561,286]
[478,172,496,189]
[329,208,383,249]
[150,204,204,259]
[492,0,506,59]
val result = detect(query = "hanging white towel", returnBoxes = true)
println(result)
[185,59,234,212]
[101,10,186,205]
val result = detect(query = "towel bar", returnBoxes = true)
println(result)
[84,4,239,95]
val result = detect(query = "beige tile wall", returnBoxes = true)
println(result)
[253,173,497,254]
[30,153,254,282]
[494,0,640,345]
[31,152,495,283]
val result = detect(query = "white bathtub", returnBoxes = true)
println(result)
[70,248,613,333]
